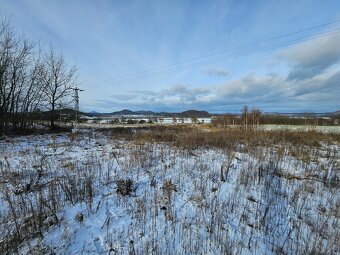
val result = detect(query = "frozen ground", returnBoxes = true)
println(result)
[258,125,340,134]
[0,130,339,254]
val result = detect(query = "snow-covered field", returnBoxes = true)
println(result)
[0,129,339,254]
[259,125,340,134]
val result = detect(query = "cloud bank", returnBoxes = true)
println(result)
[95,68,339,113]
[92,32,340,113]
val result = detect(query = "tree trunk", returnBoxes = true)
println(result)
[50,104,55,130]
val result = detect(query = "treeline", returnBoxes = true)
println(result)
[259,114,339,126]
[0,19,78,135]
[212,106,261,129]
[212,106,339,128]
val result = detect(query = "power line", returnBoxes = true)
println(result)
[87,19,340,85]
[92,29,340,85]
[85,20,340,86]
[101,29,340,84]
[89,28,340,85]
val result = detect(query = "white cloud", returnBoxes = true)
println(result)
[98,67,340,112]
[279,33,340,80]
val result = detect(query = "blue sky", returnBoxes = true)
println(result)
[1,0,340,113]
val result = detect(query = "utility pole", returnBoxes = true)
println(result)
[72,87,84,131]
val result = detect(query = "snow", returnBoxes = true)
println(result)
[259,124,340,134]
[83,116,212,125]
[0,130,339,254]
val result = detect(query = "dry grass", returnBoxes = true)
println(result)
[0,126,339,254]
[124,125,340,150]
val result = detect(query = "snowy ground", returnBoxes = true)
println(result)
[0,129,339,254]
[258,124,340,134]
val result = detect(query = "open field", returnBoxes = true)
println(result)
[1,126,339,254]
[32,120,340,135]
[2,2,340,254]
[258,125,340,134]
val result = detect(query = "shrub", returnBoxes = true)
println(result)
[115,178,134,196]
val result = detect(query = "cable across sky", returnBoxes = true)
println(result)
[85,19,340,87]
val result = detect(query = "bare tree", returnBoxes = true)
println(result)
[251,107,261,129]
[242,105,249,130]
[0,19,15,135]
[18,53,45,129]
[190,116,198,124]
[304,112,317,127]
[0,19,35,134]
[41,47,77,129]
[0,19,79,135]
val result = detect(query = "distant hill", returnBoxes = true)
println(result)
[89,109,212,117]
[80,109,340,118]
[111,109,136,115]
[178,110,210,117]
[135,110,156,115]
[41,108,83,116]
[330,110,340,116]
[87,111,101,116]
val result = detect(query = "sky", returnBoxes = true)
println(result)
[1,0,340,113]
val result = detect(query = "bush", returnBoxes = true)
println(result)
[115,178,134,196]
